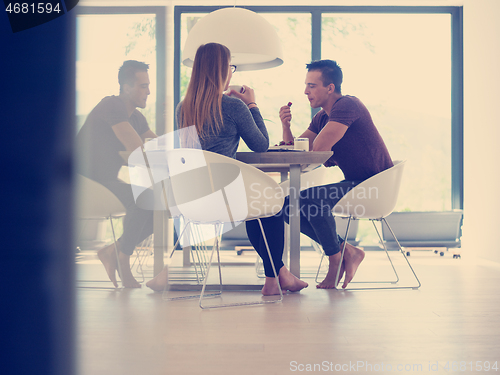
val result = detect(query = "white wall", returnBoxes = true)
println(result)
[77,0,500,262]
[462,0,500,263]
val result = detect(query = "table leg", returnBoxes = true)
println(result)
[153,210,166,276]
[280,171,289,267]
[289,164,301,277]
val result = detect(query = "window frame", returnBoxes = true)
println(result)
[174,5,463,210]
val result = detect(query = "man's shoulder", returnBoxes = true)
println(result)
[312,108,328,122]
[93,95,126,113]
[131,108,147,119]
[335,95,365,109]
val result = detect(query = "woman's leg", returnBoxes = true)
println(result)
[245,215,285,278]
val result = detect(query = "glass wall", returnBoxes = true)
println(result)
[176,6,461,214]
[179,12,311,147]
[322,13,452,212]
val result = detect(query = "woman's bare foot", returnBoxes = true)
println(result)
[97,244,118,288]
[317,242,365,289]
[261,266,308,296]
[117,252,141,288]
[146,267,168,292]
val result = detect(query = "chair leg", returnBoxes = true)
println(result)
[380,218,421,289]
[109,215,123,286]
[372,220,400,284]
[339,219,421,290]
[315,217,421,290]
[163,221,222,301]
[314,217,352,285]
[334,217,352,287]
[198,219,283,309]
[256,218,283,301]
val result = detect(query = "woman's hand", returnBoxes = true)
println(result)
[228,85,256,107]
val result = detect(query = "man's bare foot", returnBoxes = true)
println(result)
[317,242,365,289]
[146,267,168,292]
[117,252,141,288]
[341,242,365,289]
[261,266,308,296]
[97,244,118,288]
[317,252,342,289]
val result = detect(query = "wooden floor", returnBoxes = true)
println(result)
[76,249,500,375]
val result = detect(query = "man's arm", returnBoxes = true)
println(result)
[298,129,317,152]
[140,129,157,142]
[111,121,144,151]
[312,121,348,151]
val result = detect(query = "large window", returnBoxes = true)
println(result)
[322,13,452,212]
[175,6,463,213]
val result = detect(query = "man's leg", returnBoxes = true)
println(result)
[98,180,152,288]
[295,182,365,289]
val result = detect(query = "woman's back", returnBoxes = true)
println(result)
[176,94,269,158]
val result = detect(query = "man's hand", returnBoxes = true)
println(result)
[279,105,292,129]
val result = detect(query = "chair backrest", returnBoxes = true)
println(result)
[164,149,284,224]
[76,175,126,219]
[332,160,406,220]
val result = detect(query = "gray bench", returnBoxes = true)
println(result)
[381,210,463,257]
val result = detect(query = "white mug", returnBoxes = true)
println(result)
[294,138,309,151]
[227,85,245,96]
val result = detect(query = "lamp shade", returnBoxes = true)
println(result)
[182,7,284,71]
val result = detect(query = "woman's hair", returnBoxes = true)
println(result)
[179,43,231,139]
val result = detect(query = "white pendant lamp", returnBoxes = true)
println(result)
[182,7,284,71]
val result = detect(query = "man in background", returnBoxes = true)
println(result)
[76,60,157,288]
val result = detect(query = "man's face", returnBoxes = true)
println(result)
[125,71,150,109]
[304,70,332,109]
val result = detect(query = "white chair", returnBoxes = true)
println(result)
[76,174,126,289]
[316,160,421,290]
[163,149,285,309]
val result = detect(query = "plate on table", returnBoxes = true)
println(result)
[268,145,305,152]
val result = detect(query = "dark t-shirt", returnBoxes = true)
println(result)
[308,95,393,181]
[76,96,150,182]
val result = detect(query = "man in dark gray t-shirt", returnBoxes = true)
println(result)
[76,60,157,289]
[279,60,393,290]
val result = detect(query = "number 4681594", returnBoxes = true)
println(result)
[5,3,61,14]
[444,361,498,372]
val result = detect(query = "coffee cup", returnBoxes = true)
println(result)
[227,85,245,96]
[294,138,309,151]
